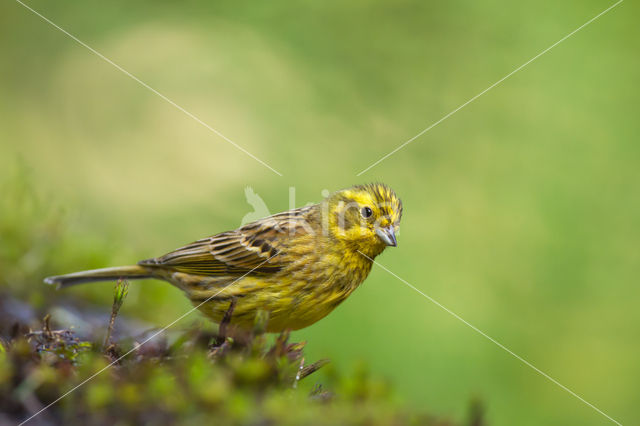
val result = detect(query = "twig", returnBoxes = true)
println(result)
[293,357,305,389]
[103,278,129,350]
[297,358,330,381]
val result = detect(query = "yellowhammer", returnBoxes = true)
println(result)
[45,183,402,332]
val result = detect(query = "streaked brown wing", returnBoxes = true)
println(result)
[139,206,315,276]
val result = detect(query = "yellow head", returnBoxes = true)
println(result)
[324,183,403,256]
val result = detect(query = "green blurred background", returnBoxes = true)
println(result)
[1,0,638,424]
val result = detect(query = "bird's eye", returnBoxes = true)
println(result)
[361,206,373,218]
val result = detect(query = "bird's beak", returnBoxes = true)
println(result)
[375,226,397,247]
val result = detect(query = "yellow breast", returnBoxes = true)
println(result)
[191,245,374,332]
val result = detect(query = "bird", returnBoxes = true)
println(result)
[44,183,403,332]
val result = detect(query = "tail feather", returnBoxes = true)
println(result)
[44,265,152,289]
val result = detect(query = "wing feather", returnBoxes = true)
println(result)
[139,205,317,277]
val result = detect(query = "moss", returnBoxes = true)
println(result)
[0,309,480,425]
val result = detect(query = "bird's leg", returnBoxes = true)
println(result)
[269,329,291,358]
[209,298,237,359]
[217,298,236,343]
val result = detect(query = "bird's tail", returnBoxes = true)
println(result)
[44,265,153,289]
